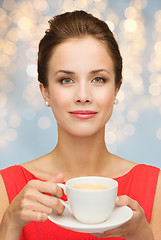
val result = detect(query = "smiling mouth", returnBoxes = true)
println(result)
[69,111,97,119]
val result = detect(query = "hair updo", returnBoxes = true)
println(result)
[38,10,122,88]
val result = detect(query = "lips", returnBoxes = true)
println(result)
[69,110,97,119]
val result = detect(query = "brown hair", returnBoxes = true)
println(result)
[38,10,122,88]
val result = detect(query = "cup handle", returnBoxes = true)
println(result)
[57,183,72,214]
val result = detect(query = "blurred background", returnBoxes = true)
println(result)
[0,0,161,170]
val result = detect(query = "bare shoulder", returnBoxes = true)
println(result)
[21,152,58,180]
[107,153,138,178]
[117,158,138,177]
[21,157,47,179]
[150,170,161,239]
[0,174,9,222]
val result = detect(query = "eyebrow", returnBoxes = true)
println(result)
[89,69,110,75]
[55,70,75,75]
[55,69,110,75]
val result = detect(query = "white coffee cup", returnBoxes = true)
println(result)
[57,176,118,224]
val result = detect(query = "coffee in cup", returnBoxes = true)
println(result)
[71,184,109,190]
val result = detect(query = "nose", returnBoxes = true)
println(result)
[74,81,93,104]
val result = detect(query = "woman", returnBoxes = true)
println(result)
[0,10,161,240]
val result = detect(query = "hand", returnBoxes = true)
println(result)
[4,173,66,228]
[92,195,154,240]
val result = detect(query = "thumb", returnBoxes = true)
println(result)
[115,195,141,212]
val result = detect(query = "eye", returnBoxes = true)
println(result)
[60,78,74,84]
[92,77,106,84]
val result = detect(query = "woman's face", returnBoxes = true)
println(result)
[40,36,119,137]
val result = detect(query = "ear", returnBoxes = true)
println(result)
[114,87,120,99]
[114,81,122,98]
[39,83,50,107]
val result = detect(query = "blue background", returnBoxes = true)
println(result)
[0,0,161,170]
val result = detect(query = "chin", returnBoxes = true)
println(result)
[69,128,102,138]
[58,123,104,138]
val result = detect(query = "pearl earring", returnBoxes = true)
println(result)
[45,101,49,107]
[114,99,118,105]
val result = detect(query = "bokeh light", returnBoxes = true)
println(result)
[38,116,51,130]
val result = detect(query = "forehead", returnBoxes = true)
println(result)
[48,36,114,73]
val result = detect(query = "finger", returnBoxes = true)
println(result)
[26,199,53,215]
[36,212,48,222]
[92,223,129,239]
[35,191,65,214]
[28,180,63,198]
[92,231,112,238]
[25,180,65,214]
[92,233,104,238]
[27,210,48,222]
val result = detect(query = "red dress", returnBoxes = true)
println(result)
[0,164,160,240]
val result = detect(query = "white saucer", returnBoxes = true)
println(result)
[48,206,133,233]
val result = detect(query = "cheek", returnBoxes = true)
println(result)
[95,89,114,108]
[50,89,71,108]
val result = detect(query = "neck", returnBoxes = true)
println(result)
[51,127,111,177]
